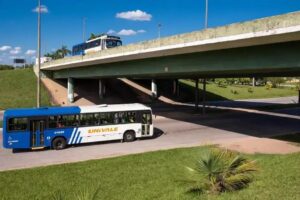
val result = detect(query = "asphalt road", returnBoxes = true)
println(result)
[0,107,299,171]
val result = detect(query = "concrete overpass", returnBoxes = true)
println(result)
[40,11,300,104]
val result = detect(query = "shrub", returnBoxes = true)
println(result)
[247,88,253,93]
[51,186,100,200]
[266,77,285,88]
[230,89,238,94]
[184,148,258,194]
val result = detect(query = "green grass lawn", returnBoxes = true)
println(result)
[0,68,51,109]
[180,80,298,101]
[0,146,299,200]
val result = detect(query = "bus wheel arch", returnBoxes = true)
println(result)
[123,130,136,142]
[51,136,67,150]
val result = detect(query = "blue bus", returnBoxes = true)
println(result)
[72,34,122,56]
[2,104,153,150]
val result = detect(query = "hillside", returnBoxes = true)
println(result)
[0,68,51,109]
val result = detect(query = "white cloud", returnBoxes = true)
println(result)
[107,29,116,34]
[32,5,49,13]
[137,29,146,33]
[116,29,147,36]
[0,45,12,51]
[116,10,152,21]
[117,29,137,36]
[25,49,36,56]
[9,47,22,55]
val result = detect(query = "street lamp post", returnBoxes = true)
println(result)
[205,0,208,29]
[158,23,162,39]
[82,17,86,42]
[37,0,41,108]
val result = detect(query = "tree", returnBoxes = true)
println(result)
[58,45,71,58]
[184,148,258,194]
[89,33,97,40]
[266,77,285,88]
[44,45,71,60]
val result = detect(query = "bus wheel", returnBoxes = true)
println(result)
[52,137,67,150]
[123,131,135,142]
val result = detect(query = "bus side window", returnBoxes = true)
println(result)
[64,115,79,127]
[142,112,152,124]
[48,116,58,128]
[57,116,65,128]
[80,114,96,126]
[113,113,119,124]
[127,112,136,123]
[94,113,101,125]
[8,118,28,131]
[118,112,126,123]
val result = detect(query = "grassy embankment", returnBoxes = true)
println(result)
[0,68,51,109]
[0,146,299,200]
[180,79,298,101]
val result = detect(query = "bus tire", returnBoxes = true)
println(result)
[52,137,67,150]
[123,131,135,142]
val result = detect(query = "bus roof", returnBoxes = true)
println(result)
[4,103,151,118]
[79,103,151,113]
[4,106,80,118]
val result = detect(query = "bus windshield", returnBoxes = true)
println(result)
[106,40,122,48]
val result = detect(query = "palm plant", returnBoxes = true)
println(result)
[75,186,100,200]
[44,45,71,60]
[59,45,71,57]
[50,186,100,200]
[185,148,258,194]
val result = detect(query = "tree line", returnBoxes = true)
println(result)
[44,45,71,60]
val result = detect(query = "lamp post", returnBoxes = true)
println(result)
[158,23,162,39]
[82,17,86,42]
[37,0,41,108]
[205,0,208,29]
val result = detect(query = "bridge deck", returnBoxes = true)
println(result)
[41,11,300,71]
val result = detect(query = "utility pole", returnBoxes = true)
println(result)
[82,17,86,42]
[37,0,41,108]
[158,23,162,39]
[205,0,208,29]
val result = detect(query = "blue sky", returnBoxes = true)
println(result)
[1,0,300,64]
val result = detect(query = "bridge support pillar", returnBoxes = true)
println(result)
[151,79,157,99]
[195,79,199,110]
[67,77,74,103]
[252,77,256,87]
[99,79,105,99]
[202,79,207,115]
[298,89,300,105]
[173,79,179,96]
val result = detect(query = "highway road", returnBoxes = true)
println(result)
[0,107,299,171]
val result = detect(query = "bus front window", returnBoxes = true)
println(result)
[106,40,122,48]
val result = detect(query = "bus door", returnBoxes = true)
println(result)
[141,112,152,136]
[30,119,45,148]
